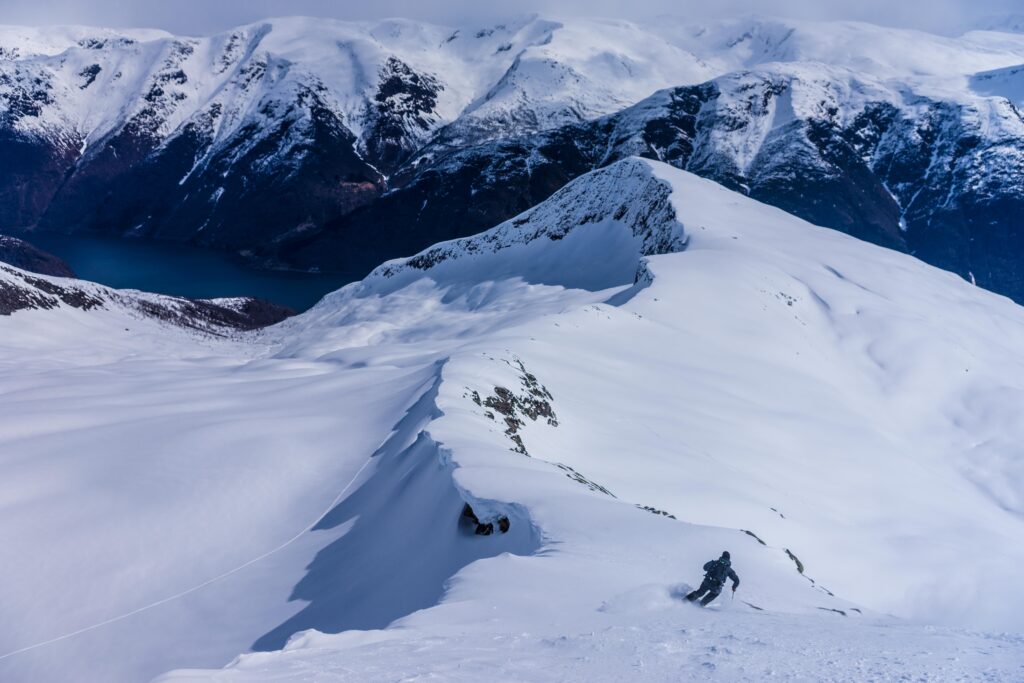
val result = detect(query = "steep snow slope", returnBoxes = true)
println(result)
[2,159,1023,681]
[0,273,472,682]
[277,158,1024,632]
[166,158,1024,681]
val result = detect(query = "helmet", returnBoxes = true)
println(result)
[721,551,731,560]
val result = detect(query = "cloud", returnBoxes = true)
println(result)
[0,0,1018,35]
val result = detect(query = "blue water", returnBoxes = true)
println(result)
[6,231,360,312]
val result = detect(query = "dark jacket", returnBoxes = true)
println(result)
[703,558,740,589]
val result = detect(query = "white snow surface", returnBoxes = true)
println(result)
[1,159,1024,681]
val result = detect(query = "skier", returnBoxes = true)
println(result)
[685,551,740,606]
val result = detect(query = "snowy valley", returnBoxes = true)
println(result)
[1,159,1022,681]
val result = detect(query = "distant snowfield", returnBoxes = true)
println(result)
[1,159,1023,681]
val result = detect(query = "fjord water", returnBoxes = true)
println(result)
[7,231,359,311]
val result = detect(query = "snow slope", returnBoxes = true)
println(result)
[2,159,1024,681]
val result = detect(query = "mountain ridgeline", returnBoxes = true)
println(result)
[2,18,1024,299]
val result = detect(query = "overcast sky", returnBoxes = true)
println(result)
[0,0,1019,36]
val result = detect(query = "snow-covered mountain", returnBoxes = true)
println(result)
[4,16,1024,301]
[296,20,1024,299]
[1,159,1022,682]
[0,16,712,248]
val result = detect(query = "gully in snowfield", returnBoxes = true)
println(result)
[686,551,740,607]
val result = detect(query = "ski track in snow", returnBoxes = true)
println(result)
[0,452,378,663]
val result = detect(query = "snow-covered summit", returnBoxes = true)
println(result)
[370,158,685,290]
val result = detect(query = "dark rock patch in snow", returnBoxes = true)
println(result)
[131,296,294,332]
[637,505,677,519]
[742,530,768,545]
[474,359,557,456]
[0,265,102,314]
[785,548,805,574]
[0,262,293,330]
[556,463,617,498]
[461,503,511,536]
[362,58,443,174]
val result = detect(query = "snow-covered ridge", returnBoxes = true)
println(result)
[159,157,1024,681]
[370,158,684,290]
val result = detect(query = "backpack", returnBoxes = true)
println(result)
[703,559,730,584]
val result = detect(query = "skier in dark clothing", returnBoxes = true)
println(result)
[686,551,740,606]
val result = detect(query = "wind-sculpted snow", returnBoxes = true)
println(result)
[3,160,1024,681]
[160,159,1024,682]
[250,364,540,652]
